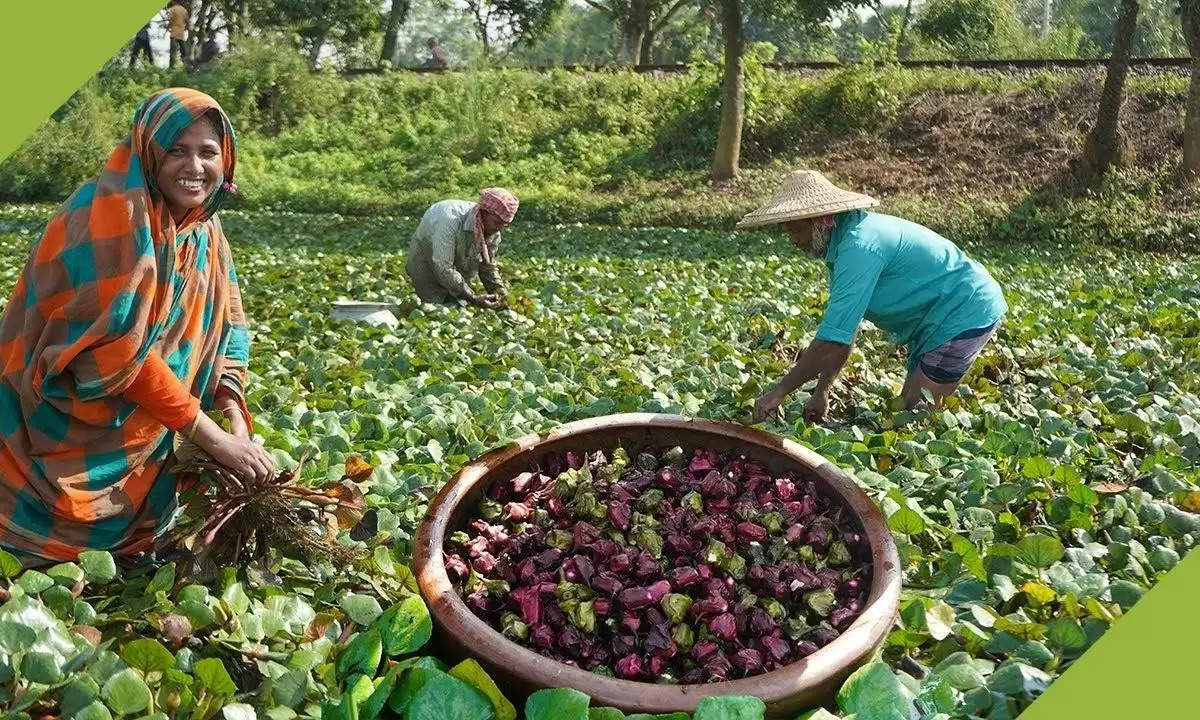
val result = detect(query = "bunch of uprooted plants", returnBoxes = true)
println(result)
[168,425,371,573]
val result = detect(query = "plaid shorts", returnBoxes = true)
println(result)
[917,320,1001,384]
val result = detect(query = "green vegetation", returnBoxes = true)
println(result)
[0,202,1196,717]
[2,47,1193,248]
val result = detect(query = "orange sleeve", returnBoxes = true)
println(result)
[122,352,201,431]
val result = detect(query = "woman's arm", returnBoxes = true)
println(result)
[213,389,248,438]
[121,352,271,482]
[479,232,507,297]
[753,244,885,423]
[121,352,201,431]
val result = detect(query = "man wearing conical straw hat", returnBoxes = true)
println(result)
[741,170,1007,423]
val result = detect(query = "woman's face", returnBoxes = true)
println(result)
[157,116,223,222]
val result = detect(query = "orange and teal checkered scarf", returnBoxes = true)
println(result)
[0,88,250,564]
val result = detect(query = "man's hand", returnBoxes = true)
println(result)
[752,388,784,423]
[803,390,830,424]
[470,294,506,310]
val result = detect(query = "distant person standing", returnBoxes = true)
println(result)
[168,0,189,68]
[423,37,450,69]
[130,23,154,69]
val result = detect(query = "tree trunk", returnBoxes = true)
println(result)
[1041,0,1052,38]
[897,0,915,58]
[192,0,211,66]
[470,2,492,56]
[204,4,218,39]
[621,0,650,65]
[381,0,409,66]
[639,28,656,65]
[1183,0,1200,177]
[711,0,744,181]
[622,26,646,64]
[307,30,326,69]
[1080,0,1139,183]
[644,0,687,65]
[223,0,240,48]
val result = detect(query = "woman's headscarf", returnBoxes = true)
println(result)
[474,187,519,265]
[27,88,237,402]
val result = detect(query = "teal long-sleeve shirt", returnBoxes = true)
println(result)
[814,210,1007,370]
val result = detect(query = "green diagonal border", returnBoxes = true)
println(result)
[0,4,1196,718]
[0,2,164,163]
[1019,549,1198,718]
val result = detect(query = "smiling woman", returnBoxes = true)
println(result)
[0,88,274,566]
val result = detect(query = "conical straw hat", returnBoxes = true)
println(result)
[736,170,878,229]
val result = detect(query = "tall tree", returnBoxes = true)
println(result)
[253,0,380,69]
[1058,0,1184,56]
[381,0,412,66]
[461,0,566,55]
[639,0,692,62]
[1183,0,1200,176]
[1079,0,1140,183]
[190,0,224,62]
[712,0,858,180]
[582,0,694,64]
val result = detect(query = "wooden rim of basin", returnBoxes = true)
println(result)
[414,413,902,715]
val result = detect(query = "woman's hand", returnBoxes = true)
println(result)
[186,412,274,485]
[206,434,275,485]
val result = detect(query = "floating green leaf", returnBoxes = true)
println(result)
[102,668,152,715]
[194,657,237,696]
[408,668,494,720]
[0,549,21,578]
[888,507,926,535]
[525,687,591,720]
[21,650,64,684]
[837,661,913,719]
[122,638,176,673]
[1018,535,1065,569]
[449,659,517,720]
[692,695,766,720]
[335,628,383,680]
[377,594,432,656]
[341,593,384,626]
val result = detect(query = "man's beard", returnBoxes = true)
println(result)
[808,225,830,258]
